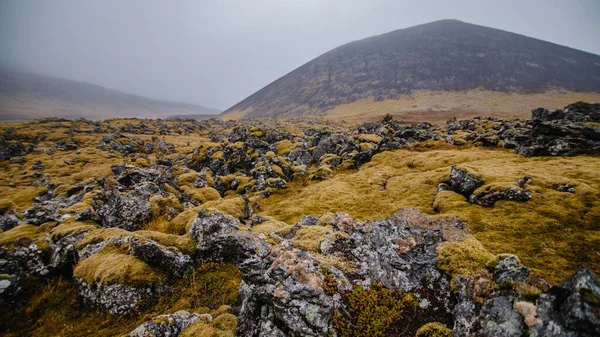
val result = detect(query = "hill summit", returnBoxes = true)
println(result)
[222,19,600,120]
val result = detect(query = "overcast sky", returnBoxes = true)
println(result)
[1,0,599,110]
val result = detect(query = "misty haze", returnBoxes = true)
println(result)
[1,1,600,336]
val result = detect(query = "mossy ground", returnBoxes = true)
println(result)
[260,148,600,283]
[2,118,600,335]
[0,262,241,337]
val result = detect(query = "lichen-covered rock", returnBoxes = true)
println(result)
[129,310,208,337]
[76,279,157,315]
[49,229,91,269]
[489,254,531,285]
[236,249,335,337]
[0,212,21,231]
[130,239,192,277]
[477,295,526,337]
[350,215,446,291]
[469,186,532,207]
[0,258,21,304]
[7,242,50,276]
[189,209,240,243]
[551,268,600,336]
[448,165,483,196]
[93,188,152,230]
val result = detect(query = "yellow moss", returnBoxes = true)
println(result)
[182,186,221,204]
[210,151,224,160]
[73,248,166,286]
[436,235,495,281]
[271,165,285,178]
[358,133,383,143]
[137,231,197,255]
[276,140,301,155]
[171,206,202,234]
[149,195,184,218]
[432,191,467,212]
[0,224,50,251]
[1,187,47,210]
[248,126,264,137]
[177,171,199,187]
[332,282,418,337]
[133,157,150,167]
[250,218,291,235]
[234,176,254,193]
[49,220,97,241]
[415,322,453,337]
[292,225,333,252]
[0,198,16,214]
[265,151,276,159]
[51,184,74,198]
[203,197,246,219]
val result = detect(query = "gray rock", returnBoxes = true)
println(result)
[129,310,207,337]
[469,186,532,207]
[554,268,600,336]
[448,165,484,195]
[478,295,526,337]
[0,212,21,231]
[93,188,152,231]
[77,279,157,315]
[236,249,335,337]
[130,239,192,277]
[490,254,531,285]
[189,209,239,243]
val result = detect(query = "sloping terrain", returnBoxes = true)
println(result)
[0,69,220,121]
[0,102,599,336]
[222,19,600,120]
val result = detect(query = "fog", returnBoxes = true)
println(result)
[1,0,599,110]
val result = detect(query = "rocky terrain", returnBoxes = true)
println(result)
[222,20,600,120]
[0,102,599,336]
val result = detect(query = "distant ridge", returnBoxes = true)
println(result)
[222,19,600,120]
[0,69,220,121]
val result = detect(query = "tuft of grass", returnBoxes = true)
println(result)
[275,139,302,156]
[181,186,221,204]
[179,312,237,337]
[0,223,52,252]
[0,198,17,214]
[415,322,453,337]
[155,263,241,314]
[332,282,418,337]
[73,246,166,287]
[49,220,97,241]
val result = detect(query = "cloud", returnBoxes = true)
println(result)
[1,0,598,109]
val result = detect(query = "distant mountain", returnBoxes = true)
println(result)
[222,19,600,121]
[0,69,220,121]
[167,113,220,120]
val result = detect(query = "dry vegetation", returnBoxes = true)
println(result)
[325,89,600,123]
